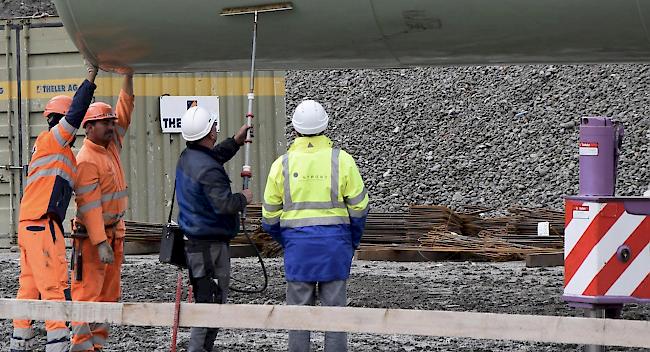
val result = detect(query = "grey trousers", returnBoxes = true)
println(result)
[286,280,347,352]
[185,240,230,352]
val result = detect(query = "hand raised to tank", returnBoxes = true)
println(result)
[84,59,98,83]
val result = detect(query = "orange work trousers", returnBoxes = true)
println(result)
[12,217,69,351]
[70,229,124,352]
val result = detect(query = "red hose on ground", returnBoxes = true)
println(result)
[171,272,182,352]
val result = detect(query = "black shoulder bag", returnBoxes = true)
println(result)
[159,182,187,268]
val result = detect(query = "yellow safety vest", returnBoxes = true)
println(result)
[262,135,368,227]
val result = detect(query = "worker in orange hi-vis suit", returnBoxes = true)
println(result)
[69,72,134,352]
[10,63,98,352]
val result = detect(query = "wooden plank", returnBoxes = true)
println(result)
[526,252,564,267]
[124,241,160,255]
[0,299,649,348]
[356,248,452,262]
[230,244,258,258]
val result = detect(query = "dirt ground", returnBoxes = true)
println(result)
[0,253,648,351]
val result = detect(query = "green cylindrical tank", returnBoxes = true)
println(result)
[54,0,650,73]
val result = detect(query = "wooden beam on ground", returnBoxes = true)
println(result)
[230,244,258,258]
[0,299,649,348]
[525,252,564,267]
[123,241,160,255]
[356,248,453,262]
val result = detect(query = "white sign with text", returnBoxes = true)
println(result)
[159,96,220,133]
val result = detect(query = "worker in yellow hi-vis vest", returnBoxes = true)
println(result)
[262,100,369,352]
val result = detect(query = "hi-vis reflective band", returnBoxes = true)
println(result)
[59,118,77,135]
[51,119,78,147]
[345,188,367,207]
[75,210,125,225]
[51,125,70,147]
[101,189,128,203]
[0,76,285,101]
[77,200,101,214]
[29,154,77,174]
[75,183,98,196]
[281,149,345,211]
[281,216,351,227]
[263,203,282,212]
[25,168,74,188]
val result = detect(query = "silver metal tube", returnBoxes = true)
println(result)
[242,11,258,191]
[585,309,606,352]
[5,23,15,242]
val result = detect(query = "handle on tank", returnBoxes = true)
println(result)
[615,121,624,150]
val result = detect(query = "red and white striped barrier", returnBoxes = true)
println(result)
[564,199,650,304]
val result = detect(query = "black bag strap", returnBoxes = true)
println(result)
[168,181,176,223]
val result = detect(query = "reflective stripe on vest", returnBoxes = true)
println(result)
[25,168,74,188]
[101,189,128,203]
[280,216,350,228]
[345,187,367,206]
[75,183,98,196]
[29,154,77,174]
[59,118,77,135]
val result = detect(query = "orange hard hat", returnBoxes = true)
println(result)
[43,95,73,118]
[82,102,116,127]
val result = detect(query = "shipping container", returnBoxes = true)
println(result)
[0,17,286,247]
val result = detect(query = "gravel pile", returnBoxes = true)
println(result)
[286,66,650,212]
[0,0,55,18]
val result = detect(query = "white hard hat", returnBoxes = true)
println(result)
[291,100,329,135]
[181,106,219,141]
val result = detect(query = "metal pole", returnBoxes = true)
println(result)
[5,24,15,243]
[241,11,257,192]
[585,308,606,352]
[170,272,182,352]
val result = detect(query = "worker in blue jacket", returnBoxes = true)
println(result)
[175,105,252,352]
[262,100,369,352]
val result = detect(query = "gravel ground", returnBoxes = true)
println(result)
[0,253,648,351]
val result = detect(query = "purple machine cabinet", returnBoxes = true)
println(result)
[564,117,650,309]
[578,117,623,197]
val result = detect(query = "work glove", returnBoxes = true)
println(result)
[97,241,115,264]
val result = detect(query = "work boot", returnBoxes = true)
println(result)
[10,327,36,352]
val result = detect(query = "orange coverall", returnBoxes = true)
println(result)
[70,89,134,352]
[12,79,96,352]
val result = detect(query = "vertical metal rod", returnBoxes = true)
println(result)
[585,308,606,352]
[170,272,182,352]
[5,23,15,242]
[15,25,23,197]
[241,11,258,192]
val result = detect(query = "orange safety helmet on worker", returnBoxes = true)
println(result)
[82,102,117,127]
[43,95,73,118]
[11,66,98,352]
[70,75,134,352]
